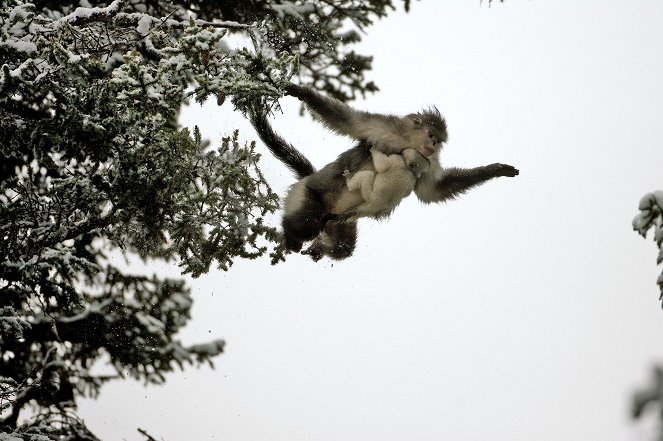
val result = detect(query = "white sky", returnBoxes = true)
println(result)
[80,1,663,440]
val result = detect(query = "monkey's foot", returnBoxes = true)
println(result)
[301,243,324,262]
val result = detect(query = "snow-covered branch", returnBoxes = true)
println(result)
[60,4,252,32]
[60,0,125,26]
[633,190,663,305]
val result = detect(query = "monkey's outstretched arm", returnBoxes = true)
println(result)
[415,163,518,204]
[284,83,407,152]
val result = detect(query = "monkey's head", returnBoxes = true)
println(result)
[401,148,431,178]
[407,106,448,158]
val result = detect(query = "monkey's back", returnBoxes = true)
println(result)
[306,143,372,213]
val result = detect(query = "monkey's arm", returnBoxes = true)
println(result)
[414,162,518,204]
[285,84,406,152]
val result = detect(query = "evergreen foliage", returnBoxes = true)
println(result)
[0,0,411,438]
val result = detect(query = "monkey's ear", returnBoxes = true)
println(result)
[412,117,423,125]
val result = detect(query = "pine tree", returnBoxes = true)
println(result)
[0,0,411,438]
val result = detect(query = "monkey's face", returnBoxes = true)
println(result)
[407,160,428,178]
[409,109,448,158]
[410,120,444,157]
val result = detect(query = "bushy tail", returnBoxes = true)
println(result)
[249,107,315,180]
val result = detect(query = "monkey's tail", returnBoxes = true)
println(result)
[249,107,315,180]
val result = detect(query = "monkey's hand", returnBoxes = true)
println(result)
[487,163,519,177]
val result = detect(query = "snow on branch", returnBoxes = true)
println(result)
[633,190,663,305]
[113,13,252,33]
[60,0,125,26]
[633,191,663,242]
[59,2,252,32]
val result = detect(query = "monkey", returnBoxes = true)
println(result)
[249,84,519,261]
[341,147,430,221]
[251,84,449,259]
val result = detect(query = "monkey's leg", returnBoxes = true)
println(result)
[301,234,330,262]
[302,222,358,261]
[323,221,358,260]
[282,187,327,252]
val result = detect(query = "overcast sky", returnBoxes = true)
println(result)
[81,1,663,440]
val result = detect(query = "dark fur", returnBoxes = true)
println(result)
[302,221,358,262]
[305,143,371,200]
[280,185,327,251]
